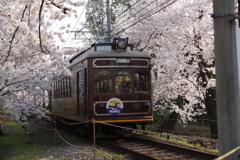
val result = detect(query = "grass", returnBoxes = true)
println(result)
[0,120,63,160]
[170,136,219,153]
[146,121,219,153]
[96,149,129,159]
[150,133,219,154]
[0,120,127,160]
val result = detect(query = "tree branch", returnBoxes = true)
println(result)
[0,5,28,66]
[39,0,45,53]
[47,0,70,14]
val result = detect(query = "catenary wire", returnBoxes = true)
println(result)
[114,0,171,30]
[62,5,86,48]
[112,0,178,37]
[114,0,160,29]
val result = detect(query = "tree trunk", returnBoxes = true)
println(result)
[205,87,218,139]
[0,123,5,136]
[159,95,184,133]
[159,111,179,132]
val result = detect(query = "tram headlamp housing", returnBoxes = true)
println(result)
[113,37,129,51]
[117,40,126,48]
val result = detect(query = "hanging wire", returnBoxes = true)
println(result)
[54,127,92,149]
[114,0,171,30]
[62,5,87,48]
[112,0,178,37]
[114,0,159,29]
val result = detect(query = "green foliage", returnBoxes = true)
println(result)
[83,0,132,43]
[195,142,201,148]
[97,149,129,159]
[0,121,62,160]
[111,0,132,15]
[151,134,218,153]
[152,109,171,126]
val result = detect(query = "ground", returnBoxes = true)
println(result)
[0,118,218,160]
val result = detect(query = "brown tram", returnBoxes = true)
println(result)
[50,38,153,133]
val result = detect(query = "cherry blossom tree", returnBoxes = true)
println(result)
[0,0,86,122]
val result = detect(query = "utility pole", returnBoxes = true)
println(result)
[213,0,240,159]
[106,0,111,42]
[72,0,112,43]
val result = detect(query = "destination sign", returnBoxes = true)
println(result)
[116,58,130,63]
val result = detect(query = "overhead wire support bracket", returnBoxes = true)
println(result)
[71,31,97,33]
[88,1,107,4]
[211,12,236,18]
[211,12,238,23]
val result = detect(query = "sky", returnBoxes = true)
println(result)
[50,1,87,50]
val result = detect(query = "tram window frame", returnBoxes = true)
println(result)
[53,77,72,99]
[115,70,133,94]
[62,78,65,98]
[94,70,113,94]
[133,70,150,94]
[93,69,150,95]
[78,70,84,97]
[57,81,60,98]
[68,77,72,97]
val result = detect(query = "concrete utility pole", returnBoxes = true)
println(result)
[213,0,240,159]
[106,0,111,42]
[71,0,112,43]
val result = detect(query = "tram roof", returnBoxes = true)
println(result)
[68,50,151,68]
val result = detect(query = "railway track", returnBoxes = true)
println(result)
[97,135,218,160]
[39,115,219,159]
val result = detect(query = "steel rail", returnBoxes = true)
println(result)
[133,135,219,160]
[97,136,219,160]
[97,138,158,160]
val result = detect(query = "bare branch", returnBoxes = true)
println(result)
[47,0,70,14]
[38,0,45,53]
[0,5,28,66]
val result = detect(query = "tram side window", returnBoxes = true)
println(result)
[115,71,132,94]
[53,77,72,99]
[94,70,112,94]
[134,70,149,93]
[66,77,72,97]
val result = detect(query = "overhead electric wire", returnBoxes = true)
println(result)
[71,0,146,44]
[114,0,175,31]
[112,0,178,37]
[114,0,172,31]
[68,24,87,47]
[114,0,159,29]
[62,5,87,48]
[53,20,61,32]
[67,0,177,45]
[116,0,144,18]
[72,0,109,44]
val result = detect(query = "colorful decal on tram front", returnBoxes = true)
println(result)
[106,98,123,115]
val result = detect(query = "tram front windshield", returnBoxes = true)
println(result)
[94,69,150,94]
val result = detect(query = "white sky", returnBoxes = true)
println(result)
[49,1,87,50]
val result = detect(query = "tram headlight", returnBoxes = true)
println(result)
[113,37,129,51]
[117,39,127,49]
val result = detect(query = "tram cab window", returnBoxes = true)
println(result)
[115,71,132,93]
[94,70,113,94]
[134,70,149,93]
